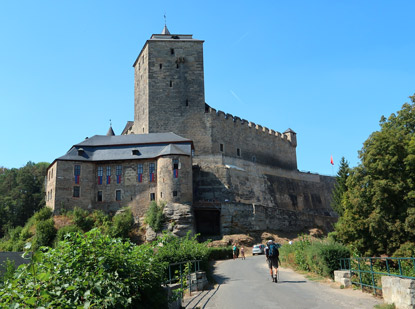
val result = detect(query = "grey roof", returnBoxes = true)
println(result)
[121,121,134,135]
[57,132,193,162]
[161,25,170,34]
[284,128,296,134]
[106,126,115,136]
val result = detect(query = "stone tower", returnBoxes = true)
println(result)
[130,26,212,154]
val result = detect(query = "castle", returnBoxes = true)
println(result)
[46,26,337,237]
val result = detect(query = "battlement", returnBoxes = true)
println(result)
[207,106,293,145]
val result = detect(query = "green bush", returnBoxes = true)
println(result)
[144,201,165,232]
[34,219,56,249]
[0,229,168,308]
[33,207,52,222]
[0,259,15,285]
[110,209,134,239]
[56,225,82,242]
[208,246,233,260]
[71,207,94,232]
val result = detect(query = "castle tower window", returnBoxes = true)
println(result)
[149,162,156,182]
[160,192,163,198]
[173,191,178,197]
[173,159,179,178]
[220,144,224,152]
[159,63,162,69]
[170,80,172,87]
[73,186,80,198]
[170,48,174,55]
[185,99,189,106]
[237,148,241,157]
[116,165,122,184]
[106,166,111,184]
[116,190,121,201]
[137,163,143,182]
[176,63,179,69]
[74,165,81,184]
[97,166,103,185]
[97,191,103,202]
[150,193,155,201]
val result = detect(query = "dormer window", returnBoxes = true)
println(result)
[77,148,84,156]
[132,149,140,156]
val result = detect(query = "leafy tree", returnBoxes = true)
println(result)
[144,201,165,232]
[0,162,49,237]
[335,95,415,256]
[331,157,350,216]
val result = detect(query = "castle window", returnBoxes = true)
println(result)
[220,144,224,152]
[173,191,178,197]
[97,166,103,185]
[116,190,121,201]
[160,192,163,198]
[106,166,111,184]
[170,80,172,87]
[73,186,80,198]
[149,162,156,182]
[173,159,179,178]
[170,48,174,55]
[252,156,256,163]
[176,63,179,69]
[185,99,189,106]
[74,165,81,184]
[150,193,155,201]
[159,63,162,69]
[97,191,103,202]
[116,165,122,184]
[237,148,241,157]
[137,164,143,182]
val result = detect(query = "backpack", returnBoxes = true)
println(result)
[268,243,279,258]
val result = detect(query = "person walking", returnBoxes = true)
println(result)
[233,243,238,260]
[265,239,279,282]
[240,246,245,260]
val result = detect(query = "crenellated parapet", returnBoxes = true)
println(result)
[206,106,295,146]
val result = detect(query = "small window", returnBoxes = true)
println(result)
[176,63,179,69]
[106,166,111,184]
[74,165,81,184]
[170,80,172,87]
[97,191,103,202]
[150,193,155,201]
[116,190,121,201]
[159,63,162,69]
[137,163,143,182]
[170,48,174,55]
[160,192,163,198]
[185,99,189,106]
[237,148,241,157]
[220,144,224,152]
[97,166,103,185]
[149,163,156,182]
[173,191,178,197]
[252,156,256,163]
[73,186,80,198]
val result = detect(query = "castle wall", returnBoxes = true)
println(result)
[193,155,336,231]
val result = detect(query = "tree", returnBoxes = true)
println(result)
[0,162,49,237]
[335,95,415,256]
[331,157,350,217]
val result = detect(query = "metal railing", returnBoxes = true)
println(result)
[165,259,201,284]
[339,257,415,294]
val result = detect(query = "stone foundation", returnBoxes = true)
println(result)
[333,270,351,287]
[382,276,415,309]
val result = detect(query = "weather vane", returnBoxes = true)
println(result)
[164,13,167,26]
[109,119,112,127]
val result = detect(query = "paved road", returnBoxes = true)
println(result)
[183,255,384,309]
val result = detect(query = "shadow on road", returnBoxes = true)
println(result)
[279,280,307,284]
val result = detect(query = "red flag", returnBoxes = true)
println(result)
[330,155,334,165]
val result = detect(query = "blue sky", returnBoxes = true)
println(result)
[1,1,414,176]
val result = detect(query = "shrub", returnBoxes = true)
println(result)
[0,229,168,308]
[110,209,134,239]
[33,207,52,222]
[71,207,94,232]
[34,219,56,249]
[56,225,82,242]
[208,246,233,260]
[144,201,165,232]
[0,259,15,285]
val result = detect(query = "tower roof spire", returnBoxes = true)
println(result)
[162,14,170,34]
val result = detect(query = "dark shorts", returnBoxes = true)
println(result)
[267,257,279,269]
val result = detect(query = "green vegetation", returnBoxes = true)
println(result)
[0,162,49,238]
[0,228,212,308]
[280,236,350,279]
[144,201,165,232]
[334,95,415,256]
[330,157,350,217]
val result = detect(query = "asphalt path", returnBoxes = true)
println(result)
[183,255,384,309]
